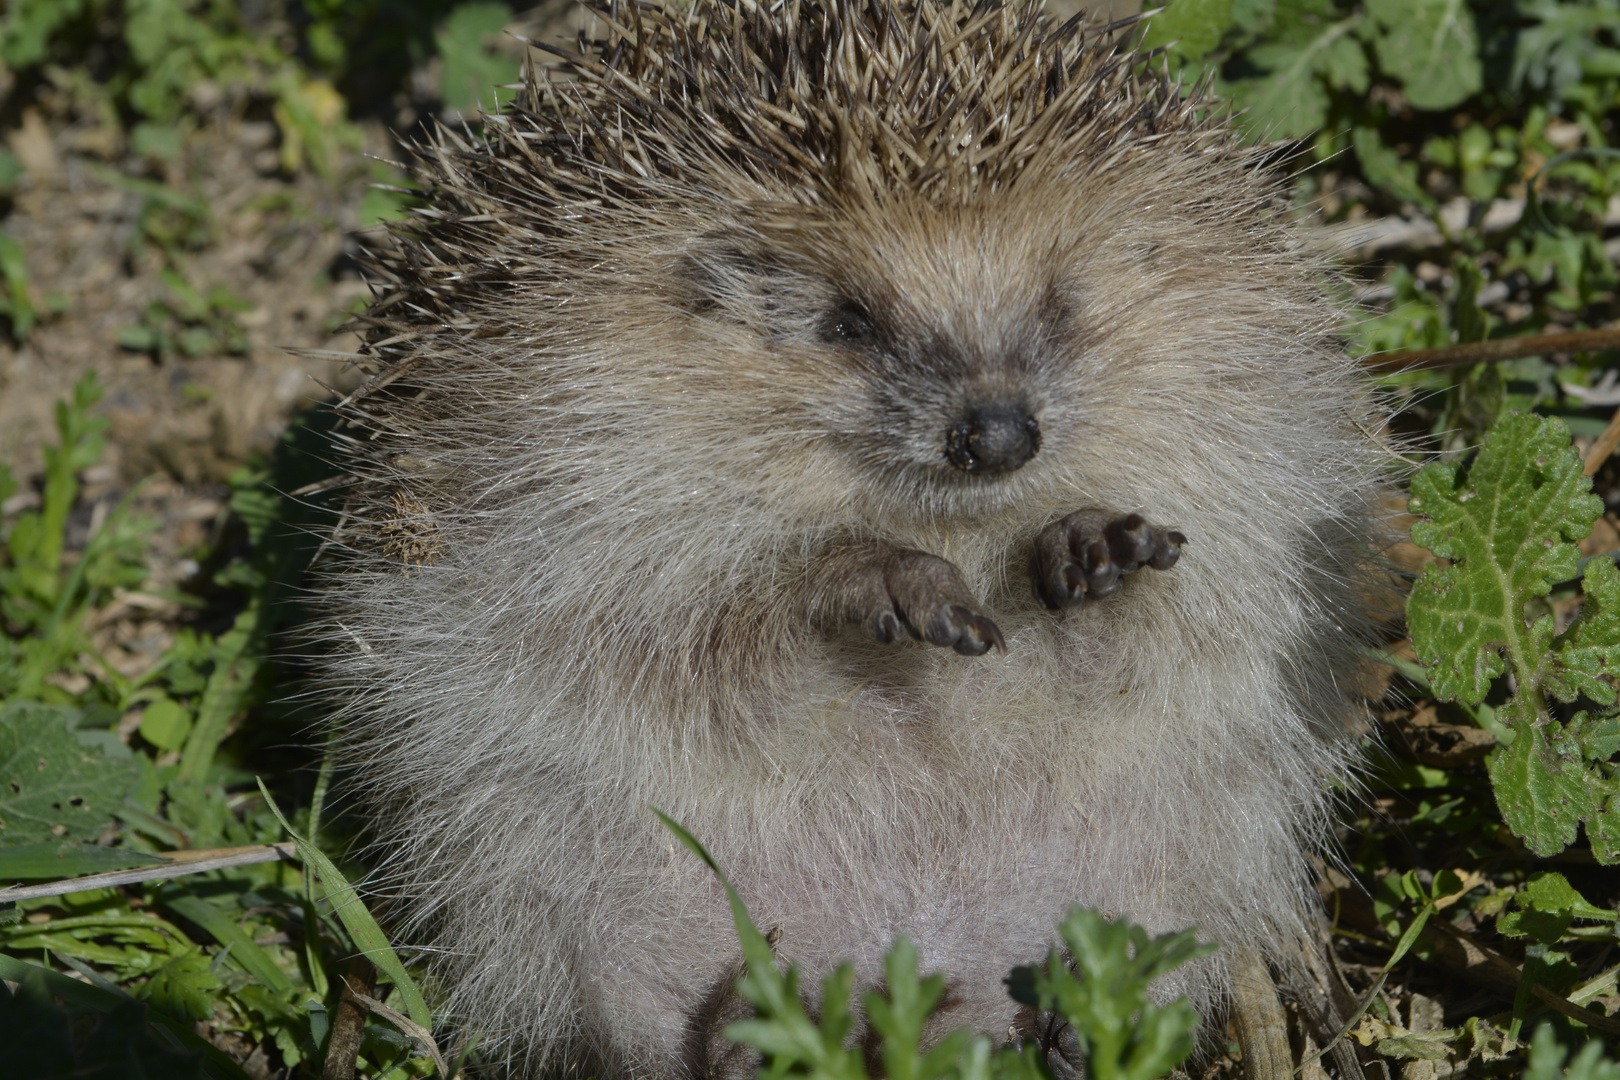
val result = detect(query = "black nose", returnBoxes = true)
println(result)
[944,404,1040,474]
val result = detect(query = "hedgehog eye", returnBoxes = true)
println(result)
[820,302,878,346]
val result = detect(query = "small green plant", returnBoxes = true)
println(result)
[0,0,365,181]
[0,374,155,702]
[0,379,433,1078]
[1405,411,1620,864]
[655,811,1212,1080]
[119,267,252,359]
[435,2,519,115]
[0,228,38,341]
[1525,1022,1620,1080]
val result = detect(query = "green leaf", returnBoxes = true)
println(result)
[1406,413,1602,705]
[1224,14,1364,139]
[1452,256,1490,346]
[137,698,193,752]
[118,323,157,351]
[864,937,971,1080]
[1523,1023,1620,1080]
[0,702,140,845]
[0,954,252,1080]
[1487,702,1613,860]
[1030,908,1213,1080]
[1139,0,1237,64]
[0,0,88,69]
[163,894,291,994]
[1513,1,1620,97]
[0,841,164,880]
[1583,715,1620,762]
[1494,869,1615,945]
[1372,1023,1457,1060]
[1545,558,1620,706]
[178,601,265,783]
[134,947,222,1025]
[1366,0,1482,110]
[1354,125,1433,209]
[654,810,864,1076]
[435,2,517,114]
[130,121,183,163]
[0,228,37,340]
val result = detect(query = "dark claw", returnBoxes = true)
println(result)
[1079,539,1120,598]
[1104,514,1155,565]
[874,610,904,644]
[928,603,1007,656]
[1149,530,1186,571]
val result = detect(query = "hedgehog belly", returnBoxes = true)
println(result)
[475,622,1327,1076]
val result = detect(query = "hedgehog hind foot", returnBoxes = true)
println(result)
[1008,1008,1086,1080]
[684,956,761,1080]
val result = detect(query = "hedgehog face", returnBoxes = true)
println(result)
[678,198,1103,515]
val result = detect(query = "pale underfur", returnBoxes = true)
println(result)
[319,2,1392,1076]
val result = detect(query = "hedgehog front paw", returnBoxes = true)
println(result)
[854,551,1006,656]
[1030,509,1185,610]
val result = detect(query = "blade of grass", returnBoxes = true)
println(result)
[254,779,432,1031]
[178,601,264,783]
[165,893,292,993]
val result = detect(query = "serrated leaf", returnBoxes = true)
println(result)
[1487,702,1611,860]
[0,702,140,845]
[1583,715,1620,761]
[1319,31,1369,93]
[1589,793,1620,864]
[1546,557,1620,705]
[1523,870,1581,912]
[1036,908,1213,1080]
[1225,16,1364,139]
[1376,1032,1454,1061]
[1139,0,1236,63]
[134,947,222,1025]
[1497,905,1574,945]
[1524,1023,1620,1080]
[1407,413,1603,705]
[1366,0,1482,110]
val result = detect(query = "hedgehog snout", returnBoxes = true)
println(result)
[943,403,1040,474]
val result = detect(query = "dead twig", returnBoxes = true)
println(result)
[1365,327,1620,373]
[0,842,297,903]
[323,954,378,1080]
[1583,403,1620,475]
[353,988,450,1079]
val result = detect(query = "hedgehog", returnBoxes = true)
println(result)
[320,0,1390,1075]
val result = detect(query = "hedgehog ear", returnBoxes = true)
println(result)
[678,245,755,316]
[676,241,795,318]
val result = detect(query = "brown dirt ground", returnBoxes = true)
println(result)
[0,83,399,678]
